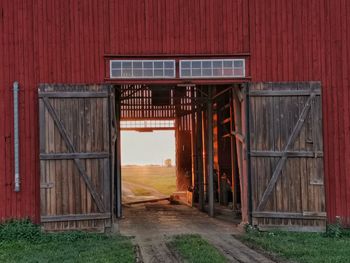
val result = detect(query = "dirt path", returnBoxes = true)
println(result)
[119,201,274,263]
[122,181,167,204]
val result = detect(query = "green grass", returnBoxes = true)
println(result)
[240,227,350,263]
[0,220,135,263]
[122,165,176,196]
[169,234,227,263]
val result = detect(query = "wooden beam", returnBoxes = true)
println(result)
[115,94,122,218]
[212,86,233,100]
[40,152,110,160]
[258,225,326,232]
[249,90,321,97]
[231,131,245,143]
[39,92,109,98]
[120,127,175,132]
[250,151,324,158]
[252,211,327,220]
[197,106,204,211]
[41,213,111,223]
[191,87,197,200]
[207,88,214,217]
[104,53,251,58]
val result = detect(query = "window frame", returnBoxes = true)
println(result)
[179,58,246,79]
[110,59,176,79]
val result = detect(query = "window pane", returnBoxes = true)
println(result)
[202,68,212,76]
[111,61,121,69]
[154,69,163,76]
[192,61,201,68]
[223,60,233,67]
[154,62,163,68]
[192,68,201,76]
[181,69,191,77]
[111,69,121,77]
[133,62,142,69]
[144,61,153,68]
[133,69,142,77]
[234,60,244,68]
[165,69,174,77]
[234,68,244,76]
[144,69,153,77]
[213,68,223,76]
[123,62,132,68]
[202,61,212,68]
[164,61,174,69]
[181,61,191,69]
[223,69,234,76]
[213,61,222,68]
[122,68,132,77]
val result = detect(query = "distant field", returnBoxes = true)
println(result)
[122,165,176,196]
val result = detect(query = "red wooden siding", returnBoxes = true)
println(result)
[0,0,349,225]
[249,0,350,225]
[0,0,109,221]
[107,0,249,55]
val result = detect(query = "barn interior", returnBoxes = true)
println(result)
[120,123,176,205]
[115,84,245,222]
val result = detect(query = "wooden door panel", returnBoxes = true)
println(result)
[249,82,326,231]
[39,84,113,231]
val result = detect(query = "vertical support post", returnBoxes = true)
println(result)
[201,109,207,201]
[191,86,197,191]
[115,89,122,218]
[197,96,204,210]
[245,83,253,225]
[229,87,238,210]
[13,81,20,192]
[207,87,214,217]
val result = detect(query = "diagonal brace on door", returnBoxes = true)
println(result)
[42,97,106,213]
[256,92,317,212]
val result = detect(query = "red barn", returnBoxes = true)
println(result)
[0,0,349,231]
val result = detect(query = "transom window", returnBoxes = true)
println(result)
[179,59,245,78]
[110,60,176,79]
[120,120,175,130]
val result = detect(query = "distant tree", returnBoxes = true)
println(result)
[164,159,172,167]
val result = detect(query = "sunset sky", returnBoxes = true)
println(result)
[121,131,176,165]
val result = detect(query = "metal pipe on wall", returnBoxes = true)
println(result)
[13,81,20,192]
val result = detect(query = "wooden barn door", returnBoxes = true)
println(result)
[248,82,326,231]
[39,84,115,231]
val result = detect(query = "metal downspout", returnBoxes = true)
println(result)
[13,81,20,192]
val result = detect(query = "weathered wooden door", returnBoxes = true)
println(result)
[39,84,115,231]
[248,82,326,231]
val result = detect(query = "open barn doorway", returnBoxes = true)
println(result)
[120,122,176,205]
[115,84,246,223]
